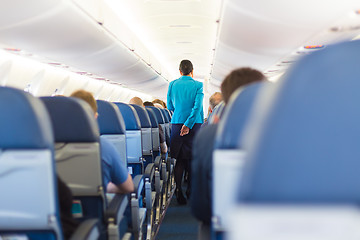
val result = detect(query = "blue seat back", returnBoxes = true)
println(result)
[41,96,105,209]
[163,108,172,122]
[0,87,61,239]
[215,82,265,150]
[159,108,171,149]
[147,106,165,124]
[131,104,153,159]
[97,100,127,169]
[114,103,142,175]
[239,40,360,203]
[146,106,166,152]
[146,108,160,155]
[212,83,265,234]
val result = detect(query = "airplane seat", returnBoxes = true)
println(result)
[97,100,127,171]
[145,107,172,205]
[146,107,169,159]
[164,108,172,139]
[229,40,360,240]
[96,102,147,240]
[114,103,143,177]
[159,108,171,149]
[0,87,98,240]
[145,108,161,159]
[41,96,125,240]
[208,102,225,125]
[130,104,154,166]
[210,82,265,240]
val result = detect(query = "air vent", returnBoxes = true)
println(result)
[4,48,21,52]
[48,62,62,66]
[330,25,360,32]
[169,25,191,28]
[176,41,192,44]
[281,60,296,64]
[146,0,200,2]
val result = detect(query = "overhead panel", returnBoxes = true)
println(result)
[212,0,360,84]
[0,0,168,97]
[105,0,222,80]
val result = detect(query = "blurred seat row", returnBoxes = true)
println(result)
[203,40,360,240]
[0,88,175,240]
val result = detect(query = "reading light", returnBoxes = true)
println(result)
[304,45,324,49]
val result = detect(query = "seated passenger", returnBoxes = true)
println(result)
[144,101,168,154]
[152,98,167,109]
[202,92,222,127]
[70,90,134,194]
[129,96,144,106]
[190,67,267,239]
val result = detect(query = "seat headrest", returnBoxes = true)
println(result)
[0,87,53,149]
[146,108,159,128]
[130,104,152,128]
[97,100,126,134]
[160,108,170,123]
[41,97,99,143]
[114,103,141,130]
[215,82,265,149]
[164,108,172,120]
[146,106,165,124]
[239,40,360,203]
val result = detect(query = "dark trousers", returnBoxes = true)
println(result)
[170,123,202,192]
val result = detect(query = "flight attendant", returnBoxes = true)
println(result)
[167,59,204,204]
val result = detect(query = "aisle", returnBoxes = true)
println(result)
[155,195,199,240]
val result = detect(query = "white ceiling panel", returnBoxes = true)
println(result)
[211,0,360,85]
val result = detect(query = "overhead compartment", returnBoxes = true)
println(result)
[0,0,169,96]
[211,0,360,83]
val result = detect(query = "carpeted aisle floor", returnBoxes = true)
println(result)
[156,195,199,240]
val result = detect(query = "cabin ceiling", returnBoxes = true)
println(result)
[0,0,359,98]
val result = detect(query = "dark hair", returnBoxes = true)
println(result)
[179,60,193,75]
[221,67,266,104]
[143,101,154,107]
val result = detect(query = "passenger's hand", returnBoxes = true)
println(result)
[180,125,190,136]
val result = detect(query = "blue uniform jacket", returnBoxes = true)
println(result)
[167,76,204,128]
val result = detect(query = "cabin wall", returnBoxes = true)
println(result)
[0,50,152,102]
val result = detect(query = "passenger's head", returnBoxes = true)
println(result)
[152,99,167,108]
[179,59,193,76]
[129,96,144,106]
[70,89,98,118]
[153,103,163,109]
[209,92,222,110]
[221,67,266,104]
[143,101,154,107]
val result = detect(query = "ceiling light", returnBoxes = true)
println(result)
[304,45,324,49]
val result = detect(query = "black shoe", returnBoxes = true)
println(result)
[176,188,187,205]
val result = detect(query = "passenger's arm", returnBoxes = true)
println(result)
[184,82,204,129]
[107,173,134,194]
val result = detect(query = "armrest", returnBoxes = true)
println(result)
[133,174,144,198]
[144,163,155,181]
[105,194,128,226]
[154,155,162,169]
[69,219,99,240]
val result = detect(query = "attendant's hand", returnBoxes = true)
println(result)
[180,125,190,136]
